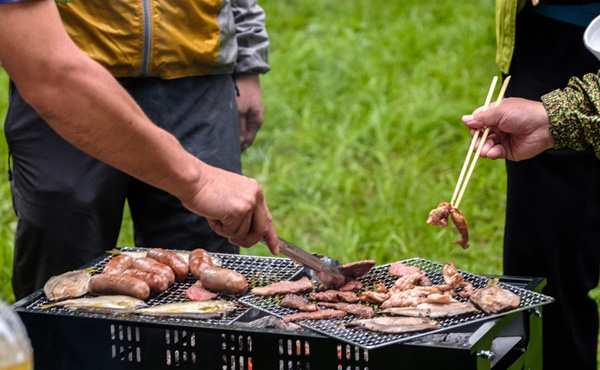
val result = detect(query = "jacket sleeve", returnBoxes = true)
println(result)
[231,0,270,75]
[541,71,600,159]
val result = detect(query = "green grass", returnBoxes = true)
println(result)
[1,0,599,364]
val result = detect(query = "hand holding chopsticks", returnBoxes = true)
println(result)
[451,76,511,209]
[426,76,511,249]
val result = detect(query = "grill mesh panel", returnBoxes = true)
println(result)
[23,248,302,326]
[240,257,554,349]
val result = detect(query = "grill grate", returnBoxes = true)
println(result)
[240,257,554,349]
[22,248,303,326]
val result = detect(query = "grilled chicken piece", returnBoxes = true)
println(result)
[469,279,520,314]
[426,202,469,249]
[340,317,441,334]
[449,207,469,249]
[426,202,451,227]
[389,262,431,286]
[358,291,390,304]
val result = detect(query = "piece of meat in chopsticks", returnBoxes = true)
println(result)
[426,202,469,249]
[449,207,469,249]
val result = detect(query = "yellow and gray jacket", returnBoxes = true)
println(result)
[57,0,269,79]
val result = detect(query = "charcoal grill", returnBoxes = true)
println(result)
[13,250,550,370]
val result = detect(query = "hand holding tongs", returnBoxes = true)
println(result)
[260,237,347,288]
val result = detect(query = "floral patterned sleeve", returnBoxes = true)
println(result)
[541,71,600,159]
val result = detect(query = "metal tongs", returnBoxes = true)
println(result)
[261,237,346,288]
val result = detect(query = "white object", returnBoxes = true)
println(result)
[584,15,600,61]
[0,300,33,370]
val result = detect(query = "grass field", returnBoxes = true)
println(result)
[1,0,599,364]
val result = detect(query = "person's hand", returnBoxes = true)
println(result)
[461,97,555,161]
[235,75,264,152]
[179,163,279,254]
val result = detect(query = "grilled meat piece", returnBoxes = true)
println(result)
[449,207,469,249]
[426,202,451,227]
[251,276,313,296]
[376,282,388,293]
[185,280,218,301]
[339,279,364,292]
[338,260,376,279]
[391,271,428,292]
[469,279,520,314]
[317,302,375,319]
[340,317,441,334]
[426,203,469,249]
[379,300,479,318]
[309,290,359,303]
[389,262,431,286]
[380,292,452,309]
[389,262,421,277]
[440,263,474,298]
[358,291,390,304]
[283,309,347,323]
[281,294,319,312]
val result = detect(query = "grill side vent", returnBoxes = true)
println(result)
[165,329,197,367]
[336,344,369,370]
[110,324,142,363]
[277,338,312,369]
[220,332,253,370]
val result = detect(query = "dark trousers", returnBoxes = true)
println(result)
[5,74,241,301]
[504,6,600,369]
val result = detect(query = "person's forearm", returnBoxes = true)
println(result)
[0,0,202,202]
[541,72,600,159]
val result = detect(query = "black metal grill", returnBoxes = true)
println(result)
[240,257,554,349]
[13,251,549,370]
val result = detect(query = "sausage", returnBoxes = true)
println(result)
[189,248,213,279]
[122,268,169,295]
[103,254,134,275]
[132,257,175,285]
[147,248,189,282]
[88,274,150,300]
[199,266,248,296]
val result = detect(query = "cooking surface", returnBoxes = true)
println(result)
[240,257,554,349]
[20,248,303,326]
[18,251,553,350]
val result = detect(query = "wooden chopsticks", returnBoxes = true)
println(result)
[450,76,511,209]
